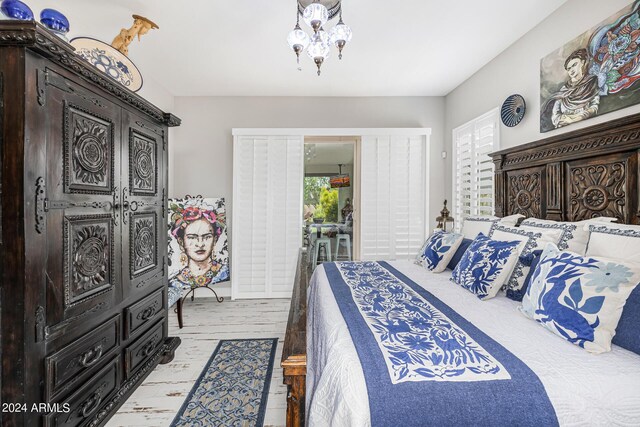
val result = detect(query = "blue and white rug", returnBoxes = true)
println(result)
[171,338,278,427]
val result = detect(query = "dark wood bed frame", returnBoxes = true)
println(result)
[281,112,640,426]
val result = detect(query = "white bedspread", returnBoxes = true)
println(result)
[306,261,640,427]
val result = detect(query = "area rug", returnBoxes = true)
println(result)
[171,338,278,427]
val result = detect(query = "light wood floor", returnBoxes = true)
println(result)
[107,297,290,427]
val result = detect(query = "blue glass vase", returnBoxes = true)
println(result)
[40,8,69,36]
[0,0,34,20]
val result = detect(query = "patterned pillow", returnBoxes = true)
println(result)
[451,233,521,300]
[521,243,640,353]
[519,217,617,255]
[460,217,498,240]
[519,218,577,250]
[415,231,464,273]
[586,223,640,263]
[460,214,524,240]
[446,238,473,270]
[488,224,542,296]
[506,249,543,302]
[614,285,640,355]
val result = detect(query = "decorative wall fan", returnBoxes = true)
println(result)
[500,94,526,127]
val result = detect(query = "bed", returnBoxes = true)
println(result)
[281,111,640,427]
[307,261,640,426]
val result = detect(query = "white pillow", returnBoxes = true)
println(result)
[498,214,526,227]
[461,214,524,240]
[521,243,640,353]
[519,219,576,250]
[518,217,617,255]
[415,231,464,273]
[586,223,640,263]
[488,224,542,295]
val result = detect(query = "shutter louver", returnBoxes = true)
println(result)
[360,135,427,261]
[453,110,499,231]
[232,135,303,299]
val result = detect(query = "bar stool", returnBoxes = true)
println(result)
[313,237,332,265]
[334,234,352,261]
[308,231,317,263]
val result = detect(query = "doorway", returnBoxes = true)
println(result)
[303,137,357,266]
[231,128,430,299]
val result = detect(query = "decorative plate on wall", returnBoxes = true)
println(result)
[500,94,526,127]
[70,37,143,92]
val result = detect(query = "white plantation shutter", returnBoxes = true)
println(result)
[360,135,427,260]
[453,109,500,231]
[232,135,303,299]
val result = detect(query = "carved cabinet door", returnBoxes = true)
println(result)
[39,68,124,337]
[120,111,166,298]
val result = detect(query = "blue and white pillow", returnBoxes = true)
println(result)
[460,214,524,240]
[416,231,464,273]
[614,285,640,355]
[521,243,640,353]
[451,233,521,300]
[519,217,617,255]
[506,249,543,302]
[446,237,473,270]
[460,216,499,240]
[519,218,577,250]
[488,224,542,296]
[586,223,640,263]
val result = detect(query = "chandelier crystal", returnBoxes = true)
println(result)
[286,0,352,76]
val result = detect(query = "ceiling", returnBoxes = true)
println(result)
[27,0,567,97]
[305,142,354,166]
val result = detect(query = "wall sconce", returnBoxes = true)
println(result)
[436,200,454,232]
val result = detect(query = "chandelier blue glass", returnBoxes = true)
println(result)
[286,0,352,76]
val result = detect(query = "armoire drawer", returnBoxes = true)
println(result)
[124,319,165,379]
[45,356,120,427]
[124,288,164,339]
[45,316,120,401]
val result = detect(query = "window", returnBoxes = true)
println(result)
[452,109,500,231]
[303,176,339,223]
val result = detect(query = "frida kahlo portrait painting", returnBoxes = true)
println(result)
[167,197,229,294]
[540,1,640,132]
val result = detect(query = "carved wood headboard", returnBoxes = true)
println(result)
[490,113,640,225]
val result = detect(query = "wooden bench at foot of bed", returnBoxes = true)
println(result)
[282,248,311,427]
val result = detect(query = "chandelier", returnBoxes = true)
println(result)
[286,0,353,76]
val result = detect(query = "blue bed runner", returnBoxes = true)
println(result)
[323,261,558,427]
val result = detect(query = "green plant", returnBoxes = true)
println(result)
[313,205,326,219]
[304,177,329,206]
[318,187,338,222]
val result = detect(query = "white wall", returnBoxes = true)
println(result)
[171,96,445,294]
[444,0,639,200]
[137,77,174,113]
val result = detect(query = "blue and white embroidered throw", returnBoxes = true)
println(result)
[521,243,640,353]
[338,261,507,382]
[323,261,558,427]
[415,231,463,273]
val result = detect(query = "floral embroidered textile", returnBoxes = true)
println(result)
[336,261,509,383]
[451,234,520,300]
[415,231,463,273]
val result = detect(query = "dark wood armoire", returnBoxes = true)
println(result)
[0,21,181,426]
